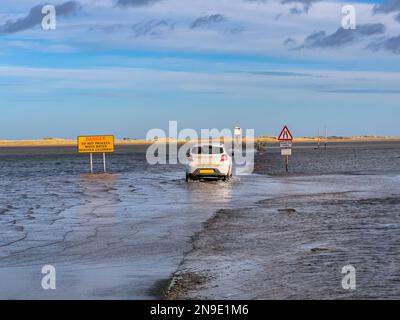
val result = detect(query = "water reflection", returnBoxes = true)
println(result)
[186,179,234,208]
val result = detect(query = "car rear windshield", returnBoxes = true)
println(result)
[191,146,224,154]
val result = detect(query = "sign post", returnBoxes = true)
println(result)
[78,135,115,173]
[284,154,288,172]
[234,127,242,149]
[90,153,94,174]
[277,125,294,172]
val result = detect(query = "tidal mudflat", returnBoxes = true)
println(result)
[168,142,400,299]
[0,142,399,299]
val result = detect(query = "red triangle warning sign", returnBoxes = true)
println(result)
[277,125,293,141]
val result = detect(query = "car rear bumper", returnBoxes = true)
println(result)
[188,168,226,179]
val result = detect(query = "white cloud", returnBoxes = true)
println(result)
[1,0,400,58]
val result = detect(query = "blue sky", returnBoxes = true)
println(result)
[1,0,400,139]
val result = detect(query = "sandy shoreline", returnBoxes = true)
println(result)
[1,136,400,148]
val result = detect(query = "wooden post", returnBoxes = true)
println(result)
[103,153,106,173]
[90,153,93,174]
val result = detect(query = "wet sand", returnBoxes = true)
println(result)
[167,180,400,299]
[0,145,263,299]
[167,143,400,300]
[1,142,399,299]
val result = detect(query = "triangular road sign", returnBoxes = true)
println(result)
[277,125,293,141]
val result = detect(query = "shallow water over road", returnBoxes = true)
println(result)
[0,142,399,299]
[0,146,265,299]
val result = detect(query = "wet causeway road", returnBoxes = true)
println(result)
[0,142,399,299]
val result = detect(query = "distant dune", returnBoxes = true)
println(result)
[0,136,400,148]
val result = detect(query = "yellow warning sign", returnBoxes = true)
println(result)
[78,135,115,154]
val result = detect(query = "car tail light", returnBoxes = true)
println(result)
[220,154,228,162]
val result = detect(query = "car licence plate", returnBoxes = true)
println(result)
[199,169,214,174]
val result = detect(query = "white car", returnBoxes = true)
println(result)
[185,143,233,181]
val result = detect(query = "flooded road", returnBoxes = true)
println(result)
[0,142,399,299]
[168,173,400,299]
[168,142,400,299]
[0,146,264,299]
